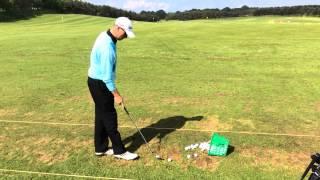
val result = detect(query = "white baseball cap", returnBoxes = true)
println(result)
[115,17,135,38]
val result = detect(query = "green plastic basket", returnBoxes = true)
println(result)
[208,133,229,156]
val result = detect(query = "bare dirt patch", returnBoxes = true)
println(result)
[197,116,233,131]
[165,147,183,162]
[108,145,223,171]
[159,147,221,171]
[0,136,8,146]
[236,119,256,129]
[315,101,320,112]
[239,147,308,170]
[192,154,222,171]
[16,137,92,165]
[243,101,253,112]
[163,97,185,104]
[36,151,68,165]
[24,111,35,117]
[264,106,277,113]
[136,117,153,126]
[0,109,17,117]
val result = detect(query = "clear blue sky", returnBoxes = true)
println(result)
[85,0,320,12]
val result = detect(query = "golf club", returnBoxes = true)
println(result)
[122,104,163,160]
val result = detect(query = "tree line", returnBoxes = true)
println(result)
[166,5,320,20]
[0,0,166,21]
[1,0,320,22]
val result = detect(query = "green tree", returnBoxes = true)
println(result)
[0,0,11,11]
[156,9,166,19]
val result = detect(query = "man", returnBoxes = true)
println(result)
[87,17,138,160]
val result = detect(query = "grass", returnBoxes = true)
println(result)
[0,14,320,179]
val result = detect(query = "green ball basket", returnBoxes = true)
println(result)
[208,133,229,156]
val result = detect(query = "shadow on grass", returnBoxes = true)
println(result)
[227,145,235,156]
[123,115,204,152]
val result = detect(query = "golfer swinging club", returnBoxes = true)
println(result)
[87,17,138,160]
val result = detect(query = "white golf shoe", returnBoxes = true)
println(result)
[114,151,139,160]
[95,149,114,156]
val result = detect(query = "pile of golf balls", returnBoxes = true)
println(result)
[184,143,199,151]
[199,142,210,151]
[185,142,210,152]
[184,141,210,159]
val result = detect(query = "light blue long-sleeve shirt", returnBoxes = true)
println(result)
[88,32,117,92]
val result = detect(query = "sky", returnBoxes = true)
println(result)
[85,0,320,12]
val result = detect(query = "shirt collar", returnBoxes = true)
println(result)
[107,30,117,44]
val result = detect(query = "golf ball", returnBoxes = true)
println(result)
[155,155,161,159]
[168,158,172,162]
[194,153,198,157]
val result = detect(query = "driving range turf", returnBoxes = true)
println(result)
[0,14,320,179]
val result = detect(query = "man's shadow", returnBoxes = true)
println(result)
[122,115,203,152]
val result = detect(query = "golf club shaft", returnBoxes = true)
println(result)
[123,105,154,155]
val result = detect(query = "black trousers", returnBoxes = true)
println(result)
[87,77,126,154]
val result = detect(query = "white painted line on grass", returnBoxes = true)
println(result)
[0,120,93,126]
[0,168,133,180]
[0,119,320,138]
